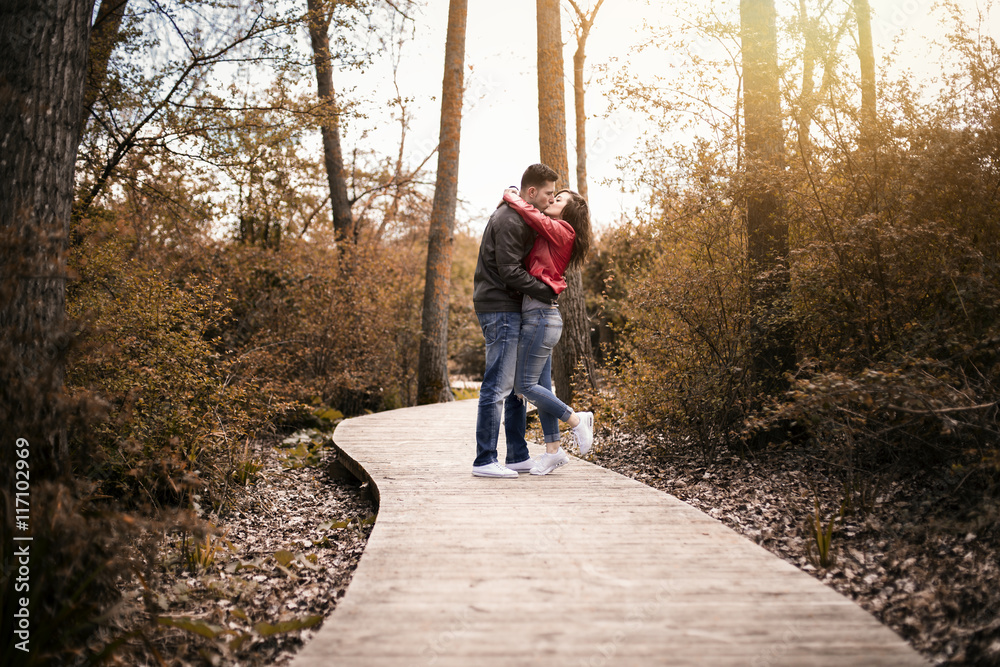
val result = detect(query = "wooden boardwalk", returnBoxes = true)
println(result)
[290,400,927,666]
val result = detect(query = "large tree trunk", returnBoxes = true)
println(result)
[307,0,353,243]
[536,0,596,403]
[417,0,467,405]
[854,0,876,137]
[1,0,92,477]
[740,0,794,396]
[81,0,130,136]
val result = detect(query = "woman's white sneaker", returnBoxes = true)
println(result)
[572,411,594,455]
[530,448,570,475]
[472,461,518,478]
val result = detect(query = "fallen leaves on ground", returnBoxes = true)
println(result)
[96,432,375,666]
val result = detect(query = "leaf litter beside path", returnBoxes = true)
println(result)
[589,427,1000,667]
[100,429,376,666]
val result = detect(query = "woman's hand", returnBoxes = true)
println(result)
[497,186,521,210]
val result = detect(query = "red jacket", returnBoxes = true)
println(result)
[503,192,575,295]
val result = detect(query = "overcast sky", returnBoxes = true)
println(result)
[338,0,994,234]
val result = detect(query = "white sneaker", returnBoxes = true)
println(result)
[530,448,570,475]
[505,458,536,473]
[472,462,518,478]
[572,411,594,455]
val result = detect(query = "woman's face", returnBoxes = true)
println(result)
[545,192,571,218]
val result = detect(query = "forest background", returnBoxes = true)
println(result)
[2,0,999,663]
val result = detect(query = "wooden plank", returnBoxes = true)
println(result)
[290,399,927,667]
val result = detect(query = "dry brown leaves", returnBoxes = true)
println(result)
[97,433,375,666]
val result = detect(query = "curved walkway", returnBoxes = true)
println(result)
[290,399,927,666]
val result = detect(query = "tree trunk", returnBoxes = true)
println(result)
[307,0,353,243]
[796,0,817,160]
[536,0,596,403]
[1,0,92,477]
[572,43,589,202]
[568,0,604,203]
[416,0,467,405]
[536,0,569,186]
[81,0,130,136]
[854,0,876,138]
[740,0,794,395]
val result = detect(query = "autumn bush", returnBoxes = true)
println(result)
[609,174,998,475]
[603,201,757,459]
[67,215,284,512]
[202,237,426,415]
[66,207,437,514]
[766,120,1000,486]
[602,29,1000,487]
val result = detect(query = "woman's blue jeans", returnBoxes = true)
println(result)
[515,307,572,443]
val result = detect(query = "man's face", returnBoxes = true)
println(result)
[524,181,556,211]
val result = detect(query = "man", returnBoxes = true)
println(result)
[471,163,560,478]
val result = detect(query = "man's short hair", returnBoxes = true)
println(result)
[520,163,560,191]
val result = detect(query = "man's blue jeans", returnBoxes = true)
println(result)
[474,311,531,467]
[514,307,572,443]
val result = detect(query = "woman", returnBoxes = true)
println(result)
[502,186,594,475]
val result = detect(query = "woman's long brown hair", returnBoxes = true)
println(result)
[556,189,592,268]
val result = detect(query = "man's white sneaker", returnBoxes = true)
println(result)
[505,458,536,473]
[572,411,594,455]
[472,461,518,478]
[530,448,570,475]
